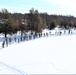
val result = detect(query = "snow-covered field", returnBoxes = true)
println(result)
[0,29,76,74]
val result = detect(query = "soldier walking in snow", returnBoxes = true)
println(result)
[9,37,12,43]
[29,35,32,40]
[49,32,51,35]
[20,36,22,41]
[33,34,35,39]
[41,33,42,37]
[6,38,8,47]
[39,33,41,38]
[18,38,19,43]
[14,37,16,42]
[2,41,5,48]
[23,36,26,41]
[44,33,45,37]
[64,30,66,34]
[6,40,8,47]
[68,29,71,34]
[46,33,48,37]
[60,31,62,35]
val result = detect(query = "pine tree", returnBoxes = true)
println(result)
[27,8,46,33]
[0,9,16,38]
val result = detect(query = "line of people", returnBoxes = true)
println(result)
[2,32,49,48]
[2,29,73,48]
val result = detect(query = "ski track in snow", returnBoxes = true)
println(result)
[0,61,28,75]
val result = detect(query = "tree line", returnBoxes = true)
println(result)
[0,8,46,38]
[0,8,76,38]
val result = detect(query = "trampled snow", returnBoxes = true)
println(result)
[0,30,76,74]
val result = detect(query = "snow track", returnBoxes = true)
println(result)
[0,61,28,75]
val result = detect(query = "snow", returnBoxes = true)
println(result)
[0,29,76,74]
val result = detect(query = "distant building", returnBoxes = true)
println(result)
[21,19,27,26]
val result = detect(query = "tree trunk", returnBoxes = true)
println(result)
[5,32,7,38]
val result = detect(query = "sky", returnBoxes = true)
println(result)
[0,0,76,16]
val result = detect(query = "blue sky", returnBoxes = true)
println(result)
[0,0,76,16]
